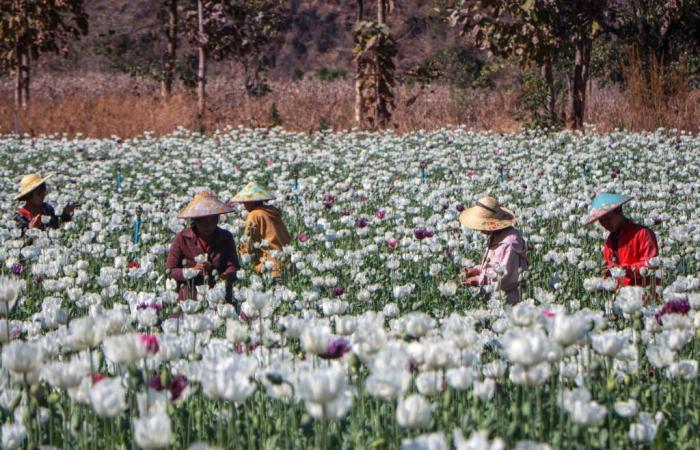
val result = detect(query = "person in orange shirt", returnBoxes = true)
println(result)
[233,182,291,277]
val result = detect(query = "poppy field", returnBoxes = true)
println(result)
[0,127,699,450]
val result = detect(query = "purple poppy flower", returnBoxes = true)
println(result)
[375,209,386,219]
[413,228,433,240]
[148,375,164,391]
[331,286,345,297]
[169,376,189,400]
[655,298,691,325]
[11,263,23,275]
[319,338,351,360]
[355,218,368,228]
[455,203,465,212]
[387,239,398,250]
[323,194,335,209]
[137,302,163,311]
[297,232,310,242]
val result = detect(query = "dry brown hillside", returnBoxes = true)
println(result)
[39,0,463,79]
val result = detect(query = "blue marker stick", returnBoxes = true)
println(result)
[133,216,141,244]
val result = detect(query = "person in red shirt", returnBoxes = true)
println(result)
[13,173,79,235]
[166,190,240,304]
[586,192,658,287]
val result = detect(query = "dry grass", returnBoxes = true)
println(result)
[0,71,697,138]
[587,50,700,132]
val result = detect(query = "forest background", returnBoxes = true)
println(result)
[1,0,699,137]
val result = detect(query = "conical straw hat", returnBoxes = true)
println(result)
[232,182,274,202]
[178,190,234,219]
[14,173,53,200]
[585,192,633,224]
[459,196,516,231]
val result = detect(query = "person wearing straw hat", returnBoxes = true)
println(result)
[13,173,79,235]
[586,192,658,288]
[232,181,290,277]
[166,190,240,303]
[459,195,528,305]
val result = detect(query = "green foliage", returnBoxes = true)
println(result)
[292,68,304,81]
[514,72,564,130]
[268,102,282,127]
[408,46,494,89]
[183,0,289,97]
[0,0,88,73]
[318,116,330,131]
[315,67,347,82]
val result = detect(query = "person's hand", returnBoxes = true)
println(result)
[460,275,481,287]
[28,215,42,229]
[64,202,81,216]
[194,261,212,274]
[462,267,481,279]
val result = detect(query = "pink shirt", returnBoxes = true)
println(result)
[477,227,529,304]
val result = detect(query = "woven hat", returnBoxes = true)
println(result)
[586,192,633,224]
[232,182,274,203]
[14,173,53,200]
[459,196,516,231]
[178,190,234,219]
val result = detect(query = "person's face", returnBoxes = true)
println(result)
[27,183,47,206]
[192,215,219,237]
[598,211,624,233]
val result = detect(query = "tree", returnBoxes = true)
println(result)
[450,0,610,129]
[0,0,88,109]
[353,0,397,129]
[183,0,287,123]
[161,0,178,97]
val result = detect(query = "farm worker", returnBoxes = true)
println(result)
[586,192,658,287]
[459,196,529,304]
[13,173,79,235]
[166,190,240,303]
[233,181,291,277]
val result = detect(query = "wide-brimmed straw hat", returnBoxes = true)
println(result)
[459,196,516,231]
[586,192,633,224]
[232,182,274,203]
[178,190,234,219]
[14,173,53,201]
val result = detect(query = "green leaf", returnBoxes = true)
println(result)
[369,438,385,449]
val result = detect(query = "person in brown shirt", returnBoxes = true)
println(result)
[166,190,240,304]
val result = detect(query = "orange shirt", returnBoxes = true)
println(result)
[240,205,290,275]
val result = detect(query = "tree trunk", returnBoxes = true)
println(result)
[377,0,386,23]
[20,47,29,108]
[572,37,592,130]
[541,55,555,126]
[375,0,388,128]
[161,0,178,98]
[14,42,22,110]
[354,0,364,127]
[196,0,206,123]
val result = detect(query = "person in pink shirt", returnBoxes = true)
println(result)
[460,196,529,304]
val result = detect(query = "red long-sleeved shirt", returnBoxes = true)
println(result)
[603,221,658,287]
[166,227,240,301]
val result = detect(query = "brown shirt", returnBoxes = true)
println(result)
[166,227,240,302]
